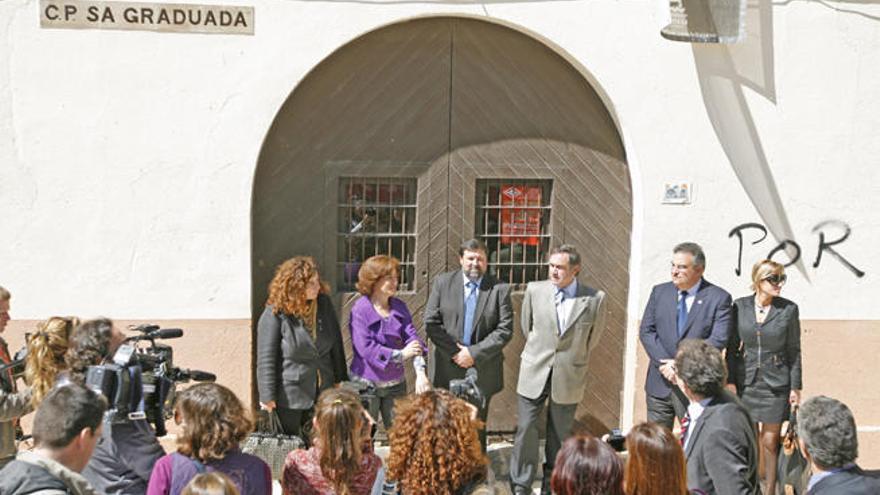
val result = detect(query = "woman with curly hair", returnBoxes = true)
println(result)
[24,316,80,408]
[282,387,382,495]
[147,383,271,495]
[378,389,492,495]
[257,256,349,437]
[550,435,624,495]
[349,255,428,429]
[623,422,697,495]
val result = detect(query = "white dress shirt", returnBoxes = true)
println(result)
[555,279,578,336]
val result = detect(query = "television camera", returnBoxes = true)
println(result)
[85,324,215,436]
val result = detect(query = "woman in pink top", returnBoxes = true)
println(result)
[282,387,382,495]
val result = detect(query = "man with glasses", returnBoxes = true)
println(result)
[639,242,733,430]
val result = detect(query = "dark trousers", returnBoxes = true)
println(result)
[646,386,689,431]
[509,374,577,492]
[477,395,492,452]
[374,381,407,431]
[275,406,313,440]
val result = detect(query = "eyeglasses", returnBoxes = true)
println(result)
[762,274,787,286]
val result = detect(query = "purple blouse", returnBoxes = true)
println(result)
[348,296,426,385]
[146,450,271,495]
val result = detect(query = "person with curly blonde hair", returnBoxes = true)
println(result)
[24,316,80,408]
[257,256,348,437]
[282,387,381,495]
[378,389,492,495]
[349,255,428,430]
[147,383,271,495]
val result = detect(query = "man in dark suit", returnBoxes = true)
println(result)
[676,339,759,495]
[425,238,513,448]
[799,395,880,495]
[639,242,733,429]
[509,245,607,495]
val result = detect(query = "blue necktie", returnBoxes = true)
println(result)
[677,290,689,337]
[555,288,566,335]
[462,281,478,345]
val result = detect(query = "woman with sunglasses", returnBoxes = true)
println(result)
[727,259,802,495]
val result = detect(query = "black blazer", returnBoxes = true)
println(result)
[685,390,760,495]
[808,465,880,494]
[639,279,733,398]
[256,294,348,410]
[424,270,513,397]
[727,295,802,392]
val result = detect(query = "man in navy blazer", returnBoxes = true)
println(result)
[799,395,880,495]
[639,242,733,429]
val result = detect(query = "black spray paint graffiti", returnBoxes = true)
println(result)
[728,220,866,278]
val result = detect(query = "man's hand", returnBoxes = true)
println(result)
[415,371,431,394]
[659,359,677,382]
[789,389,801,406]
[259,400,276,412]
[401,340,422,360]
[453,343,475,368]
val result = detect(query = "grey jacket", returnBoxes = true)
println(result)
[424,271,513,397]
[727,295,802,392]
[1,337,33,465]
[0,450,98,495]
[256,294,349,410]
[516,280,607,404]
[685,390,759,495]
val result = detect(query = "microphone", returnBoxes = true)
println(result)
[126,328,184,342]
[148,328,183,340]
[186,370,216,382]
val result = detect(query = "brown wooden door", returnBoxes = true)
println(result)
[253,17,630,435]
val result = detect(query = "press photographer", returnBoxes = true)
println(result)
[0,285,31,469]
[66,318,214,495]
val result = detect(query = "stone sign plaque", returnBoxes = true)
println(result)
[40,0,254,35]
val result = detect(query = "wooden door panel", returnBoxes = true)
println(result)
[448,18,631,433]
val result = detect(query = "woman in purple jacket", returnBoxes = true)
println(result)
[349,255,429,429]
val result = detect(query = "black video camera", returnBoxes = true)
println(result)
[84,324,215,436]
[339,380,380,438]
[450,368,485,411]
[0,344,28,378]
[605,428,626,452]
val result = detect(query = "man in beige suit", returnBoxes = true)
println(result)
[509,245,607,495]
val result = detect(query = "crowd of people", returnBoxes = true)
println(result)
[1,238,878,494]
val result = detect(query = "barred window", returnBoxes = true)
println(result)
[475,179,553,289]
[337,177,417,292]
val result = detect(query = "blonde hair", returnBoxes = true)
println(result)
[181,472,241,495]
[750,259,784,291]
[25,316,80,408]
[0,285,10,302]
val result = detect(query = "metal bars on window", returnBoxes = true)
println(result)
[475,179,553,290]
[337,177,417,292]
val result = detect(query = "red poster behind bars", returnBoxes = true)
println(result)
[500,184,541,246]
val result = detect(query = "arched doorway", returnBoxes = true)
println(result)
[252,16,632,433]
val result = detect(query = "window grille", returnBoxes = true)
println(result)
[337,177,417,292]
[475,179,552,289]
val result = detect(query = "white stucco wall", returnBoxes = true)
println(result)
[1,0,878,321]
